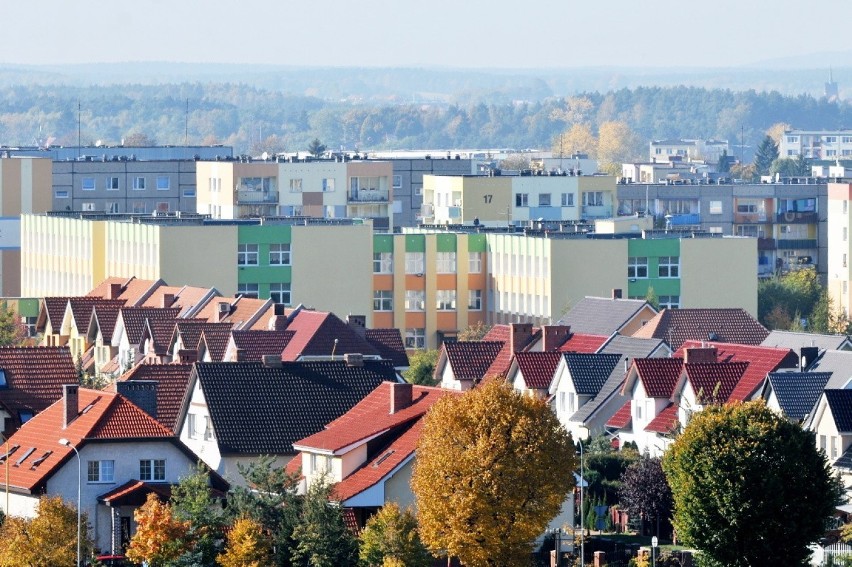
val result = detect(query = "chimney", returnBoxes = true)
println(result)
[63,384,79,428]
[162,293,175,308]
[612,288,623,300]
[234,347,246,362]
[684,347,717,364]
[800,346,819,371]
[347,314,367,338]
[542,325,571,351]
[116,380,158,419]
[109,283,122,300]
[214,301,230,323]
[510,323,534,353]
[344,352,364,367]
[178,348,197,363]
[262,354,283,368]
[390,382,413,414]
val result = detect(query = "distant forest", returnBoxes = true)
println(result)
[1,80,851,158]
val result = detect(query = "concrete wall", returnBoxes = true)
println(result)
[21,214,99,297]
[159,224,238,294]
[680,237,757,316]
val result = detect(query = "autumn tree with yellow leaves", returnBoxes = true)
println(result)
[411,380,576,567]
[0,496,92,567]
[217,516,272,567]
[126,492,190,566]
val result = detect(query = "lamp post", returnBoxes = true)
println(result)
[652,535,658,567]
[578,438,584,567]
[59,438,81,567]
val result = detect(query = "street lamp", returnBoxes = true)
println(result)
[578,438,584,567]
[59,438,81,567]
[652,535,658,567]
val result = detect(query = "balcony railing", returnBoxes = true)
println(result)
[776,239,817,250]
[236,189,278,203]
[348,189,389,203]
[776,211,818,224]
[757,237,776,250]
[734,213,770,224]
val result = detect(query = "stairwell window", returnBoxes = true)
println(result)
[374,252,393,273]
[468,252,482,273]
[436,252,456,273]
[628,257,648,279]
[270,283,291,305]
[468,289,482,311]
[373,290,393,311]
[238,244,258,266]
[405,252,424,274]
[658,256,680,278]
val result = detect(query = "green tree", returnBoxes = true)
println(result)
[0,496,93,567]
[457,321,492,341]
[754,135,779,176]
[618,455,672,538]
[307,138,327,158]
[170,464,225,566]
[717,149,731,173]
[0,303,27,346]
[359,503,432,567]
[758,267,823,330]
[290,475,359,567]
[227,455,301,567]
[644,287,660,311]
[662,401,842,567]
[402,349,439,386]
[411,380,576,567]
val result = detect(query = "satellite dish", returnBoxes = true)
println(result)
[261,152,269,161]
[95,140,103,148]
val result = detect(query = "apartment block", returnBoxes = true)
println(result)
[827,183,852,319]
[648,139,729,163]
[779,130,852,159]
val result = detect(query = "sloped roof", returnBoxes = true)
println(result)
[834,445,852,471]
[87,277,164,305]
[597,334,668,360]
[89,300,126,342]
[230,329,294,362]
[169,320,233,356]
[194,296,273,329]
[606,400,632,429]
[683,361,748,404]
[364,328,410,367]
[279,310,379,361]
[443,341,505,381]
[557,297,654,336]
[141,285,215,316]
[677,341,796,402]
[761,330,851,352]
[143,318,180,356]
[632,308,769,350]
[765,372,831,422]
[825,389,852,433]
[0,388,173,493]
[69,297,124,336]
[514,351,563,390]
[564,353,623,396]
[119,307,181,344]
[199,327,233,362]
[41,297,72,331]
[559,333,609,354]
[191,360,397,455]
[481,324,539,377]
[117,363,195,433]
[632,358,684,397]
[645,403,680,434]
[569,356,629,425]
[807,351,852,389]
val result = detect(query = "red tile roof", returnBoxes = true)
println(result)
[481,324,540,377]
[141,285,214,316]
[169,321,233,356]
[279,310,379,361]
[119,307,181,344]
[683,361,748,404]
[98,480,173,506]
[514,351,562,390]
[143,318,180,356]
[444,341,505,381]
[645,403,680,434]
[117,363,195,433]
[677,341,797,402]
[558,333,609,354]
[194,296,273,329]
[606,400,632,429]
[41,297,73,333]
[632,358,684,398]
[89,301,126,342]
[69,298,125,336]
[631,308,769,350]
[199,327,234,362]
[87,277,164,305]
[230,330,294,361]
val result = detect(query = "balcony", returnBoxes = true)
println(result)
[776,239,817,250]
[581,205,612,218]
[757,237,776,251]
[236,189,278,204]
[733,212,770,224]
[528,206,564,221]
[348,189,389,203]
[775,211,818,224]
[669,213,701,226]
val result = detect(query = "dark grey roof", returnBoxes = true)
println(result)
[557,297,654,336]
[192,360,397,455]
[807,351,852,389]
[564,353,623,396]
[764,372,831,422]
[570,355,628,424]
[761,330,851,352]
[825,389,852,434]
[597,334,669,361]
[835,445,852,471]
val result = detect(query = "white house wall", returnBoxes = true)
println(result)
[178,379,222,475]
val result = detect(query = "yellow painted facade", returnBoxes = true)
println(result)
[828,183,852,318]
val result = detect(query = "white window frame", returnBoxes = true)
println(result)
[106,176,120,191]
[55,190,69,199]
[405,328,426,349]
[515,193,529,207]
[468,289,482,311]
[269,243,291,266]
[405,290,425,311]
[290,178,303,193]
[82,177,96,191]
[538,193,551,207]
[468,252,482,273]
[393,175,402,188]
[156,176,170,191]
[436,290,456,311]
[436,252,456,273]
[188,413,197,439]
[322,178,335,192]
[373,290,393,311]
[132,177,146,191]
[658,256,680,278]
[659,295,680,309]
[269,282,291,305]
[405,252,424,274]
[87,460,115,483]
[561,193,574,207]
[238,243,259,266]
[373,252,393,273]
[628,257,648,279]
[237,283,259,298]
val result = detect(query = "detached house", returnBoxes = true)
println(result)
[807,389,852,492]
[632,308,769,350]
[549,353,623,441]
[761,371,832,422]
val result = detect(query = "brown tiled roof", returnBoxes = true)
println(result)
[119,307,181,344]
[144,319,180,356]
[199,327,233,362]
[98,480,173,506]
[364,328,410,367]
[89,300,126,342]
[169,321,233,356]
[141,285,215,316]
[444,341,505,381]
[69,297,124,336]
[118,363,195,433]
[279,310,379,361]
[683,361,749,404]
[644,403,680,434]
[230,330,294,361]
[514,351,563,390]
[481,324,540,377]
[194,296,273,329]
[631,308,769,350]
[559,333,609,354]
[606,400,632,429]
[41,297,72,332]
[87,277,164,305]
[632,358,684,397]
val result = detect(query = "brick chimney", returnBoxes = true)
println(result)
[684,347,717,364]
[390,382,413,414]
[116,380,158,419]
[344,353,364,367]
[178,348,198,363]
[234,347,246,362]
[63,384,79,428]
[541,325,571,351]
[510,323,534,353]
[213,301,230,323]
[347,314,367,338]
[162,293,175,308]
[612,288,623,300]
[109,283,123,300]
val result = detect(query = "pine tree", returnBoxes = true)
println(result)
[754,135,779,175]
[290,476,359,567]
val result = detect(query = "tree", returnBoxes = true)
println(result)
[499,153,530,171]
[753,135,779,176]
[457,321,492,341]
[0,303,27,346]
[717,149,731,173]
[758,267,823,330]
[290,475,359,567]
[0,496,92,567]
[411,380,576,567]
[551,123,597,159]
[126,493,191,567]
[766,122,791,145]
[597,121,642,175]
[218,516,273,567]
[662,401,842,567]
[403,349,439,386]
[359,503,432,567]
[124,132,156,147]
[169,464,225,566]
[307,138,327,158]
[644,287,660,311]
[618,455,672,538]
[226,455,301,566]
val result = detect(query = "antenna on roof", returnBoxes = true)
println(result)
[332,338,338,361]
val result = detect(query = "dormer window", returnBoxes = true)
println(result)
[19,410,33,423]
[0,369,6,387]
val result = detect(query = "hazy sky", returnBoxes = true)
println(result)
[2,0,851,69]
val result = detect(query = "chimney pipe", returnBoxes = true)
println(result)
[612,288,623,300]
[63,384,79,428]
[390,382,413,414]
[510,323,534,353]
[542,325,570,351]
[684,347,717,364]
[109,283,123,300]
[162,293,175,308]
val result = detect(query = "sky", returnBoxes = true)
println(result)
[2,0,852,69]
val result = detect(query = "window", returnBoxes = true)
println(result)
[405,328,426,349]
[538,193,551,207]
[132,201,146,214]
[290,178,303,192]
[203,416,215,440]
[156,202,169,213]
[515,193,529,207]
[436,252,456,273]
[269,283,291,304]
[55,190,69,199]
[81,202,96,211]
[845,201,849,214]
[659,295,680,309]
[373,290,393,311]
[373,252,393,273]
[322,178,335,192]
[468,252,482,273]
[832,436,838,459]
[87,460,114,483]
[133,177,146,190]
[827,150,838,157]
[787,136,798,143]
[393,175,402,188]
[238,283,259,298]
[238,243,258,266]
[140,459,166,481]
[845,227,848,242]
[636,403,643,420]
[183,188,196,198]
[658,256,680,278]
[269,243,291,265]
[106,177,119,190]
[414,187,423,196]
[844,254,848,268]
[468,289,482,310]
[405,252,424,274]
[188,414,197,439]
[583,192,604,206]
[568,392,576,413]
[628,257,648,279]
[405,290,425,311]
[155,176,170,191]
[561,193,574,207]
[825,136,837,143]
[82,177,95,191]
[844,137,852,144]
[436,290,456,310]
[709,200,722,214]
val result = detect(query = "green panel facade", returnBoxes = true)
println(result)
[405,234,426,252]
[467,233,487,252]
[237,225,293,298]
[373,234,394,253]
[436,233,457,252]
[627,238,681,299]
